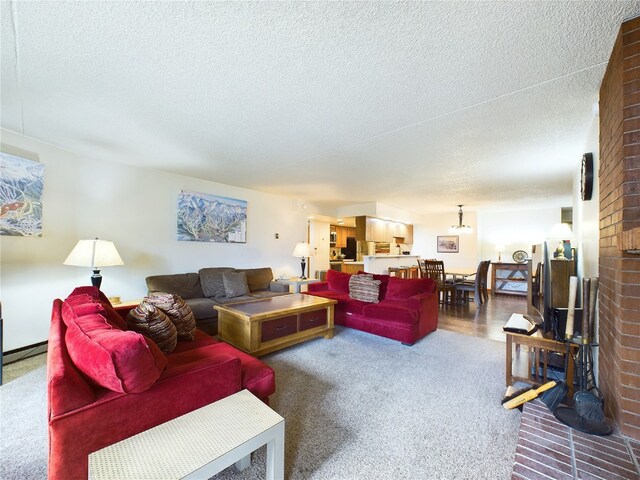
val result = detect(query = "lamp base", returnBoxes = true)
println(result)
[300,259,307,279]
[91,269,103,289]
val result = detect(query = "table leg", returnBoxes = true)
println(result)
[506,334,513,387]
[293,284,301,294]
[266,422,285,480]
[235,454,251,471]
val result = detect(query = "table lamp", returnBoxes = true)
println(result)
[64,238,124,288]
[292,242,312,279]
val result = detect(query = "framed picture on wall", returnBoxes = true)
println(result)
[437,235,459,253]
[177,191,247,243]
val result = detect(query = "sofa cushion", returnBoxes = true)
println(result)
[326,269,352,293]
[184,297,218,320]
[127,302,178,354]
[222,272,250,298]
[146,272,204,300]
[65,287,127,330]
[145,293,197,341]
[65,313,167,393]
[199,267,235,298]
[250,290,288,300]
[362,303,419,324]
[348,274,381,303]
[386,277,435,300]
[237,267,274,292]
[213,295,255,305]
[171,330,218,354]
[63,295,127,331]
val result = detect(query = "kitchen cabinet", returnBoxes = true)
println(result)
[356,216,413,243]
[356,216,388,242]
[391,223,413,244]
[342,262,364,275]
[332,225,356,248]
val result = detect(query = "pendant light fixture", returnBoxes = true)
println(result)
[448,205,473,234]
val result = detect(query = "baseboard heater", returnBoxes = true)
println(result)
[3,341,48,365]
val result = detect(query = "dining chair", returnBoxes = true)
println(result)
[420,259,455,304]
[454,260,491,305]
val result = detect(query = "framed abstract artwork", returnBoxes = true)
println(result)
[177,191,247,243]
[437,235,459,253]
[0,152,45,237]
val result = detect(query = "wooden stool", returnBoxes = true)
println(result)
[388,267,408,278]
[402,266,419,279]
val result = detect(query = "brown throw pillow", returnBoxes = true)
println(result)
[222,272,249,298]
[127,301,178,354]
[145,293,197,341]
[349,274,381,303]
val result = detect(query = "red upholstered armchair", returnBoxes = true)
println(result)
[47,287,275,480]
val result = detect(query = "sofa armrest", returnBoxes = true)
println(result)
[269,281,290,293]
[307,281,329,292]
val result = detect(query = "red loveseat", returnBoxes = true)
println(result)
[306,270,438,345]
[47,287,275,480]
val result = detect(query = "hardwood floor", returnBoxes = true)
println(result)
[437,292,528,343]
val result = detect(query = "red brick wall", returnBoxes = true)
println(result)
[599,16,640,441]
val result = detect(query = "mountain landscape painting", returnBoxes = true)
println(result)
[1,152,45,237]
[177,191,247,243]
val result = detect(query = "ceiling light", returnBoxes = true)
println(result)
[449,205,473,234]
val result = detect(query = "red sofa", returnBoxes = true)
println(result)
[306,270,438,345]
[47,287,275,480]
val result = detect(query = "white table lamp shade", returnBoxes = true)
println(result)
[292,242,312,258]
[548,223,574,241]
[64,239,124,268]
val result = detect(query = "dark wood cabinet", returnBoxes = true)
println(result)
[550,259,576,308]
[492,262,528,296]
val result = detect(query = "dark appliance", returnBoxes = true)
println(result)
[344,237,357,260]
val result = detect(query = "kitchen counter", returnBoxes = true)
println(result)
[362,255,419,274]
[363,255,414,258]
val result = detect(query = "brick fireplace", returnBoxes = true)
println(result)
[599,16,640,441]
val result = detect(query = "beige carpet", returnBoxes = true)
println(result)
[0,327,519,479]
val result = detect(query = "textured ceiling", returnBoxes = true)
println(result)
[2,1,639,216]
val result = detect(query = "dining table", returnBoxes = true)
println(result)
[446,270,477,283]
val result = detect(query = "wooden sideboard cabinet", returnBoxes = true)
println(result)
[549,259,576,308]
[492,262,528,296]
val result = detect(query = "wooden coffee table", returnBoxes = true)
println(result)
[215,294,336,356]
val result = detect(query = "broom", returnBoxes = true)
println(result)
[503,381,557,410]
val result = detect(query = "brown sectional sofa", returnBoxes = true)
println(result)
[146,267,290,335]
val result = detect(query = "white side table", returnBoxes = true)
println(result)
[276,277,320,293]
[89,389,285,480]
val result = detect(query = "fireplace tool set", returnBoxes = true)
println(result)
[550,276,613,436]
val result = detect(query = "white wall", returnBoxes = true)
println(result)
[573,116,600,280]
[478,208,560,263]
[413,207,563,282]
[572,115,600,378]
[412,211,479,272]
[0,129,308,350]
